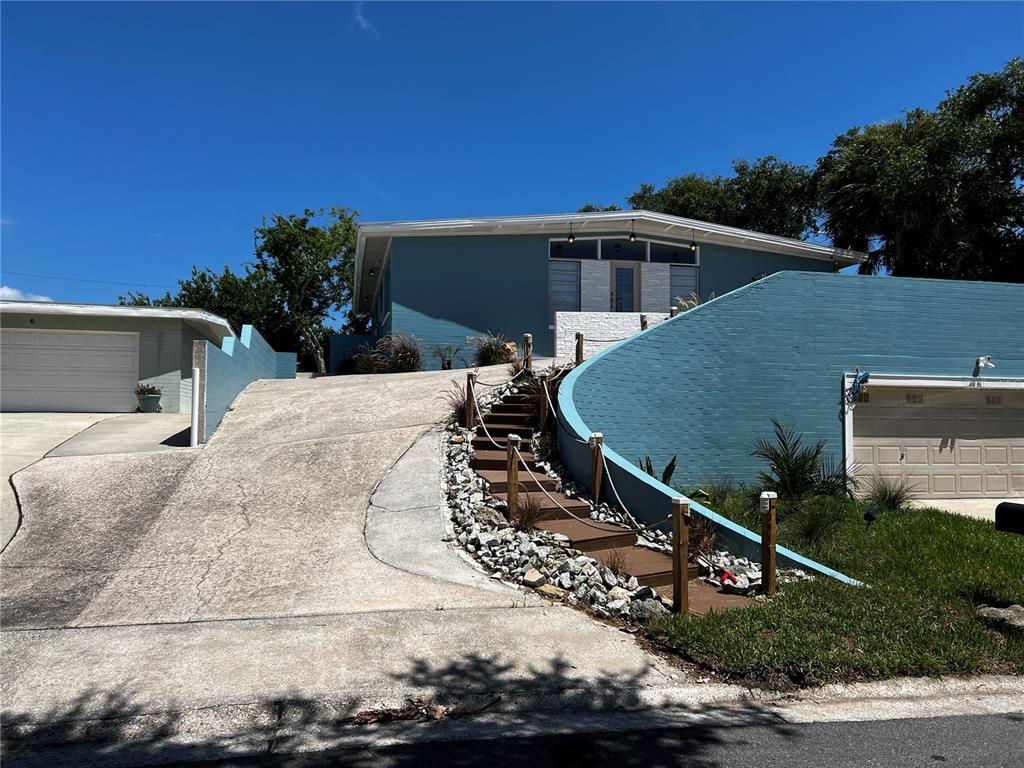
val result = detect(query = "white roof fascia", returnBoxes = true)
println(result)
[0,301,236,341]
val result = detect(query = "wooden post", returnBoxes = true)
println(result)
[523,333,533,371]
[640,313,648,330]
[465,372,477,430]
[538,371,549,429]
[506,434,521,521]
[760,491,777,596]
[590,432,604,504]
[672,498,690,615]
[670,306,680,318]
[575,332,584,366]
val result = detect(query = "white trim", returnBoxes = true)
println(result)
[0,327,139,337]
[841,372,1024,477]
[0,301,234,341]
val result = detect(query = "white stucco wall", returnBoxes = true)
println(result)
[640,262,671,311]
[554,311,670,359]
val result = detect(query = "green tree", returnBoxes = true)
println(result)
[253,207,358,373]
[815,58,1023,280]
[122,207,360,371]
[624,156,817,240]
[577,203,622,212]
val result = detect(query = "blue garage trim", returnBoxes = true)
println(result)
[556,278,861,585]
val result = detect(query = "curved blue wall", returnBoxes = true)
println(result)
[556,271,1024,581]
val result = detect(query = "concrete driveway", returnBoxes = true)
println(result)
[1,368,710,763]
[0,413,115,551]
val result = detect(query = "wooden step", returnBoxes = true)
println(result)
[491,402,533,415]
[472,449,537,471]
[471,435,533,451]
[500,394,531,404]
[659,580,756,616]
[586,546,698,588]
[535,518,638,552]
[476,469,556,493]
[477,421,534,437]
[483,412,533,427]
[492,490,592,520]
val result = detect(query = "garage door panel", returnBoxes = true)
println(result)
[854,386,1024,499]
[1,329,139,412]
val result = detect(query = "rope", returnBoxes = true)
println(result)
[599,450,673,534]
[475,366,531,388]
[470,371,669,536]
[584,335,632,344]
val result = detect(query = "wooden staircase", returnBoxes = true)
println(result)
[471,390,699,594]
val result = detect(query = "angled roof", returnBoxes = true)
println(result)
[0,300,235,341]
[353,209,866,313]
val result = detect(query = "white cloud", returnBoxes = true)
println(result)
[0,285,53,302]
[353,2,379,38]
[0,217,15,226]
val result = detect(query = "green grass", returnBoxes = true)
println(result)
[652,493,1024,688]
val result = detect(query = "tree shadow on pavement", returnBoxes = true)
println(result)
[1,652,797,768]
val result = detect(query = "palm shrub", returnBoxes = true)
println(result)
[473,332,516,367]
[636,455,678,485]
[430,344,461,370]
[751,419,854,500]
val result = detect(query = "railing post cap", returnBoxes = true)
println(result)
[508,433,522,444]
[524,333,532,341]
[538,370,548,378]
[759,491,778,500]
[468,371,477,380]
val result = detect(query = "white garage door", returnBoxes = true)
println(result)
[853,386,1024,498]
[1,329,140,412]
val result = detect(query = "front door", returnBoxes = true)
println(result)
[611,262,640,312]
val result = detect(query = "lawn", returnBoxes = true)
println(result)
[651,493,1024,688]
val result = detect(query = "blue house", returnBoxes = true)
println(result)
[346,211,864,369]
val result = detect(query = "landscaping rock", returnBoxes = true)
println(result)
[538,584,567,600]
[607,586,631,602]
[629,599,667,622]
[523,568,546,588]
[474,506,507,528]
[976,604,1024,632]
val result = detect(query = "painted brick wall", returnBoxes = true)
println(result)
[200,325,296,441]
[569,272,1024,489]
[640,262,671,311]
[580,260,610,311]
[554,311,669,358]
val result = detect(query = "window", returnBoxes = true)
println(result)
[651,242,697,265]
[548,260,580,323]
[905,392,925,405]
[602,238,647,261]
[550,239,598,259]
[670,265,699,304]
[985,394,1003,406]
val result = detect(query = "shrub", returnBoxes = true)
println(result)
[511,491,545,533]
[443,380,468,425]
[380,334,422,373]
[473,332,516,367]
[751,419,854,501]
[673,290,716,312]
[135,383,161,396]
[863,473,916,511]
[784,495,853,548]
[430,344,461,371]
[687,512,718,557]
[352,343,384,374]
[600,548,629,577]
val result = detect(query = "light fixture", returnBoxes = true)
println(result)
[567,222,575,244]
[688,227,697,253]
[628,218,637,243]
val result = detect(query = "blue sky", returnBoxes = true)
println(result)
[2,1,1021,304]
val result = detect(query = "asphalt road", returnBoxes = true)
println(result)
[174,713,1024,768]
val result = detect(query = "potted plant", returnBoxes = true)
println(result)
[135,383,162,413]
